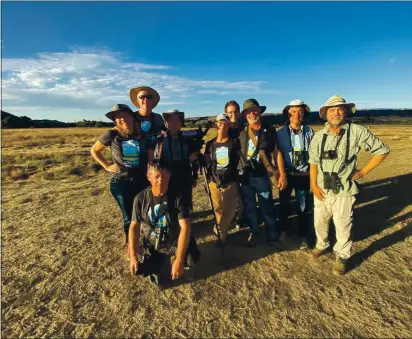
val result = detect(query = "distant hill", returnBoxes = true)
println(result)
[184,108,412,127]
[1,111,114,129]
[2,108,412,129]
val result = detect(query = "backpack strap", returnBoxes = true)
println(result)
[248,126,276,175]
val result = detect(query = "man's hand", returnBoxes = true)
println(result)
[171,258,185,280]
[351,169,365,181]
[276,172,288,191]
[105,164,120,173]
[313,185,326,201]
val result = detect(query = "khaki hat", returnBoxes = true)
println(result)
[129,86,160,109]
[240,98,267,118]
[319,95,356,120]
[105,104,134,121]
[282,99,311,117]
[162,109,185,127]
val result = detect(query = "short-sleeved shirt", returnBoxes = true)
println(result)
[239,124,278,177]
[98,129,150,179]
[204,138,240,185]
[132,187,190,251]
[277,125,314,173]
[134,111,166,155]
[308,122,391,196]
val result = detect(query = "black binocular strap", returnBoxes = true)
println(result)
[319,123,353,173]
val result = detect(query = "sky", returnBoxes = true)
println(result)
[2,1,412,122]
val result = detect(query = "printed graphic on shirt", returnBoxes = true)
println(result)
[148,204,168,231]
[247,139,260,161]
[216,146,229,169]
[122,140,140,166]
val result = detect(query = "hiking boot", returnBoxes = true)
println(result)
[311,247,328,259]
[333,257,348,276]
[299,238,309,251]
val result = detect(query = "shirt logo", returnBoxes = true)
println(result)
[216,146,229,169]
[122,140,140,167]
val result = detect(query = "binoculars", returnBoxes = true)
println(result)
[323,172,344,194]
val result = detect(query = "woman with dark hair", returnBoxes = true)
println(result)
[91,104,154,249]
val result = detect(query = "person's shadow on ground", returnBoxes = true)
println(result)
[168,173,412,288]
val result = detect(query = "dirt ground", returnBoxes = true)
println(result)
[1,125,412,338]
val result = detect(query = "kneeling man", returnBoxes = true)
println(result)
[128,160,200,288]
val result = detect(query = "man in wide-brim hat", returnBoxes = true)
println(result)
[308,95,390,276]
[162,109,185,128]
[238,98,288,247]
[277,99,315,250]
[129,85,166,163]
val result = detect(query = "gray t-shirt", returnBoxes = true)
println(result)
[98,129,151,179]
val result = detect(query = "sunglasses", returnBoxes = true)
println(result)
[138,95,154,100]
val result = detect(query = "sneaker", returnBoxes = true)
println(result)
[299,238,309,250]
[333,257,348,276]
[311,247,328,259]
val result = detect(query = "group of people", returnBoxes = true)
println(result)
[91,85,390,289]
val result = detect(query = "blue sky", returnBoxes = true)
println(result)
[2,1,412,122]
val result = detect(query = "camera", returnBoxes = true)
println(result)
[323,172,344,194]
[322,150,338,160]
[292,150,306,167]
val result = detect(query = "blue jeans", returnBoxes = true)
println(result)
[278,175,311,238]
[109,176,149,243]
[240,175,278,241]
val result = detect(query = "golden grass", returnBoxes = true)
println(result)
[1,125,412,338]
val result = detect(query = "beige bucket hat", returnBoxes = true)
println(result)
[129,86,160,109]
[319,95,356,119]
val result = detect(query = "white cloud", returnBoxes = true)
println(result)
[2,47,281,120]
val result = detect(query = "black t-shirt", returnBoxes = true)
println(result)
[132,187,190,251]
[134,112,166,154]
[204,138,240,185]
[98,129,150,179]
[239,124,278,177]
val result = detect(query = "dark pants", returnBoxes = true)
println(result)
[137,236,201,288]
[278,174,311,238]
[110,176,149,243]
[240,175,278,241]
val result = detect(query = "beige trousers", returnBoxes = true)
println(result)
[208,181,238,241]
[314,192,356,259]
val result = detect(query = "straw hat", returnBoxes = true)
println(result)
[319,95,356,120]
[129,86,160,109]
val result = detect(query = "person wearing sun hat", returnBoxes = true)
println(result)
[276,99,315,250]
[90,104,153,255]
[308,95,390,275]
[153,109,199,210]
[203,113,241,247]
[238,98,288,247]
[129,86,166,162]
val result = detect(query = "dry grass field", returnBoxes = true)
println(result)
[2,125,412,338]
